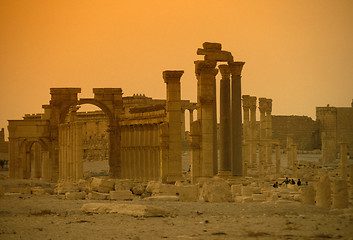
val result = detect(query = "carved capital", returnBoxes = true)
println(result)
[265,99,272,114]
[242,95,251,109]
[218,64,231,79]
[194,60,218,76]
[258,97,267,113]
[163,70,184,83]
[229,61,245,76]
[249,96,257,111]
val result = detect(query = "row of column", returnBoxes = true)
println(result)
[120,124,160,180]
[58,121,83,182]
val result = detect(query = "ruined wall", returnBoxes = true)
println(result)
[0,128,8,166]
[272,115,320,150]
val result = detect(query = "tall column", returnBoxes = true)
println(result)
[181,109,186,141]
[249,96,257,168]
[190,120,201,184]
[218,64,231,176]
[229,61,245,176]
[258,98,267,172]
[189,109,194,127]
[286,136,293,168]
[265,99,273,167]
[339,142,348,181]
[292,144,298,178]
[163,70,184,183]
[242,95,251,172]
[195,60,218,179]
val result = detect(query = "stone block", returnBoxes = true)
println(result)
[110,190,134,201]
[241,186,253,196]
[177,185,199,202]
[152,183,178,196]
[55,182,79,195]
[197,48,233,62]
[203,42,222,50]
[132,184,146,195]
[31,187,47,195]
[287,184,299,191]
[65,191,86,200]
[88,191,109,200]
[201,178,232,202]
[91,178,115,193]
[146,181,162,193]
[252,194,266,202]
[231,184,242,197]
[316,175,331,208]
[77,179,90,192]
[235,196,253,203]
[81,203,170,217]
[115,180,134,191]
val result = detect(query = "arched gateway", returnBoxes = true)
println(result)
[8,88,123,181]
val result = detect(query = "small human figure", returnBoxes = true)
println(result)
[291,179,296,185]
[282,177,290,185]
[305,181,308,186]
[273,182,279,188]
[297,179,301,186]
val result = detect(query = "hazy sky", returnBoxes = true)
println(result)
[1,0,353,137]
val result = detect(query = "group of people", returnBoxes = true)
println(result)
[273,177,302,188]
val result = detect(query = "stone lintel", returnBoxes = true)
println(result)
[229,61,245,76]
[194,60,217,75]
[163,70,184,83]
[218,64,231,79]
[197,49,233,62]
[50,88,81,95]
[203,42,222,50]
[93,88,122,95]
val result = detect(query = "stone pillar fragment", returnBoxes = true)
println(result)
[229,61,245,176]
[332,179,349,209]
[249,96,257,168]
[339,142,348,181]
[292,144,298,178]
[316,175,331,208]
[300,185,315,205]
[258,98,267,172]
[286,136,293,168]
[265,99,273,167]
[275,144,281,175]
[218,64,231,176]
[163,70,184,183]
[190,120,201,184]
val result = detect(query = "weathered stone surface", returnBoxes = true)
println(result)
[300,185,315,205]
[81,203,170,217]
[231,184,242,198]
[241,186,254,196]
[0,185,5,196]
[115,180,134,191]
[131,184,146,195]
[144,196,179,201]
[65,191,86,200]
[201,178,232,202]
[146,181,162,193]
[110,190,133,201]
[332,179,348,209]
[197,49,233,62]
[55,182,79,195]
[176,185,199,202]
[91,178,115,192]
[88,191,109,200]
[77,179,90,192]
[235,196,253,203]
[252,193,266,202]
[316,175,331,208]
[203,42,222,50]
[147,182,178,196]
[31,187,47,195]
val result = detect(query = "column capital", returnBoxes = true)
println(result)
[265,99,272,114]
[229,61,245,76]
[194,60,218,76]
[218,64,231,79]
[258,97,267,113]
[249,96,257,111]
[242,95,251,109]
[163,70,184,83]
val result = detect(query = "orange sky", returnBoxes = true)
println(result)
[1,0,353,138]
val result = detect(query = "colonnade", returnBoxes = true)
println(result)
[120,124,160,180]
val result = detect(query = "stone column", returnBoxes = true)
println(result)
[229,61,245,176]
[163,70,184,183]
[159,123,169,182]
[286,136,293,168]
[189,109,194,128]
[181,109,186,141]
[195,60,218,178]
[33,143,42,179]
[265,99,273,166]
[258,98,267,172]
[190,120,201,184]
[218,64,231,176]
[339,142,348,181]
[292,144,298,178]
[275,144,281,175]
[242,95,251,172]
[249,96,257,168]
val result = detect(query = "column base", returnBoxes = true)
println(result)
[217,170,232,179]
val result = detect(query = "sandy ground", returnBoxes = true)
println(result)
[1,193,353,240]
[1,153,353,240]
